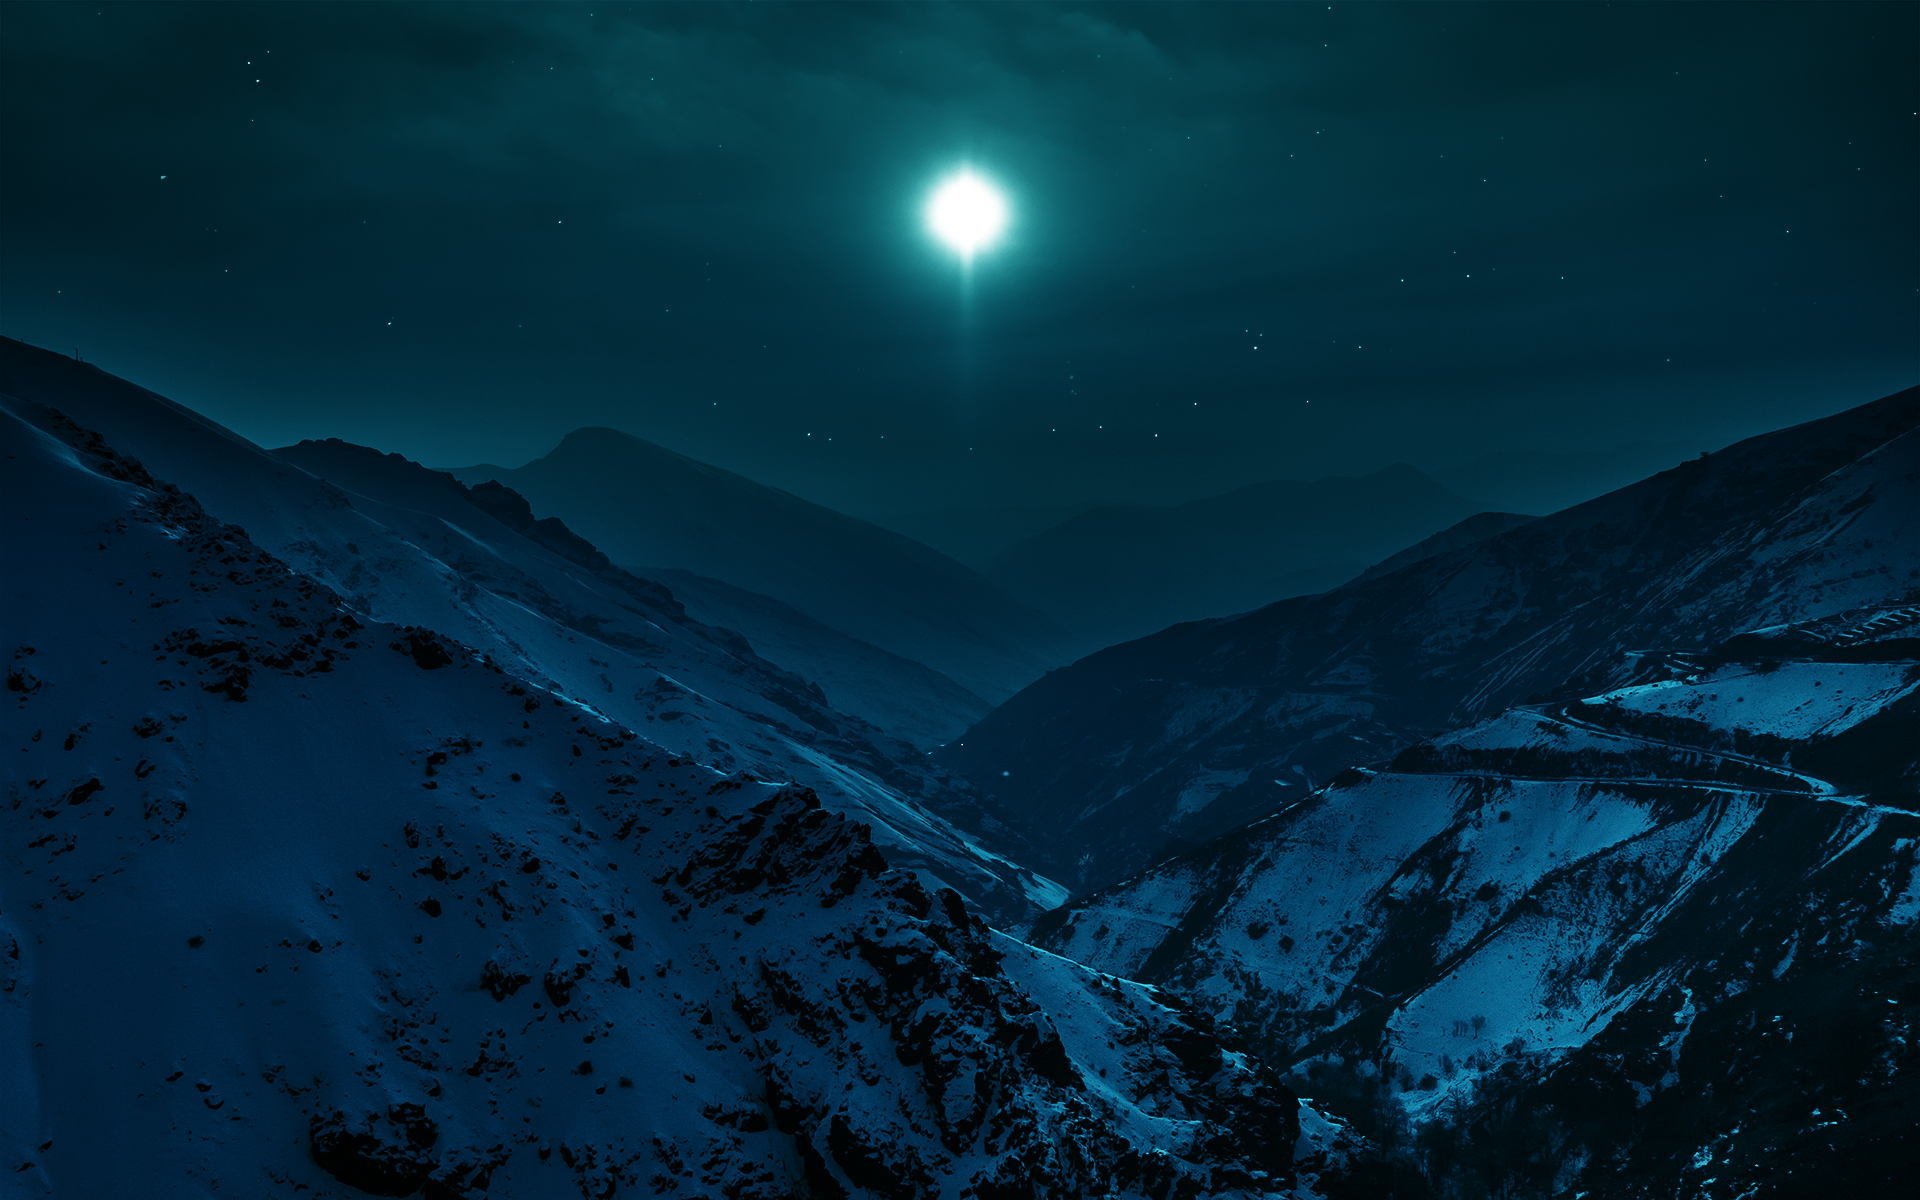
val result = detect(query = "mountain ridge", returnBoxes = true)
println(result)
[987,461,1486,652]
[451,425,1069,707]
[940,384,1920,892]
[0,335,1056,916]
[1,393,1352,1197]
[282,436,991,747]
[1029,611,1920,1193]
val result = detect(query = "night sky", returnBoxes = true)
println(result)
[3,2,1915,522]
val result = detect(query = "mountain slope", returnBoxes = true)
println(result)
[868,500,1104,570]
[641,567,990,748]
[0,396,1344,1198]
[988,465,1484,652]
[281,438,989,749]
[452,429,1066,705]
[1029,615,1920,1193]
[1352,510,1534,584]
[0,337,1051,916]
[941,386,1920,891]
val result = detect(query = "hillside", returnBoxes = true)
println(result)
[1352,511,1534,584]
[0,394,1352,1198]
[281,439,990,749]
[941,387,1920,891]
[988,465,1484,652]
[1030,612,1920,1193]
[639,567,991,748]
[453,429,1067,705]
[0,336,1053,917]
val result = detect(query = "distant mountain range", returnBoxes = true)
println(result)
[637,566,993,746]
[451,429,1068,709]
[985,463,1492,652]
[865,500,1106,570]
[940,386,1920,893]
[279,439,992,749]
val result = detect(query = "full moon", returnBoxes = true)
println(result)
[926,169,1009,261]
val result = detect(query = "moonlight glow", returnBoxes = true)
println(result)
[926,169,1008,260]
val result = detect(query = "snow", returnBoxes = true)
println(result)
[1,393,1317,1197]
[0,343,1046,920]
[1886,839,1920,925]
[1592,661,1919,742]
[1036,599,1920,1133]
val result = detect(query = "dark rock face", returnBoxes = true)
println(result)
[308,1105,440,1197]
[679,786,1305,1198]
[62,778,103,806]
[1473,895,1919,1196]
[397,628,455,670]
[308,1105,503,1200]
[479,960,529,1001]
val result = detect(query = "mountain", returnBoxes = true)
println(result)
[1031,612,1920,1193]
[638,568,991,748]
[451,429,1066,706]
[940,387,1920,892]
[0,394,1363,1198]
[279,439,988,750]
[867,500,1106,570]
[0,337,1052,917]
[1433,437,1707,516]
[987,465,1485,653]
[1351,511,1533,584]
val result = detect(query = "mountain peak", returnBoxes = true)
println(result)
[548,425,668,460]
[557,424,646,449]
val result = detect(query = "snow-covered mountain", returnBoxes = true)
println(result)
[451,429,1067,707]
[631,567,990,749]
[1032,611,1920,1192]
[988,465,1485,654]
[0,337,1049,917]
[280,439,989,750]
[10,330,1911,1196]
[1,394,1374,1198]
[940,387,1920,892]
